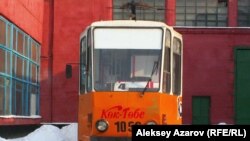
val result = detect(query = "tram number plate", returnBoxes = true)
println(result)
[114,121,141,132]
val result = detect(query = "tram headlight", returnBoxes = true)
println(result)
[95,119,109,132]
[146,121,157,125]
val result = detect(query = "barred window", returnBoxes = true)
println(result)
[0,16,40,116]
[113,0,165,22]
[176,0,228,27]
[238,0,250,26]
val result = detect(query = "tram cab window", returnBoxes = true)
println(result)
[80,37,87,94]
[163,29,171,93]
[87,29,92,92]
[93,27,162,92]
[172,38,182,95]
[80,30,93,94]
[94,50,161,91]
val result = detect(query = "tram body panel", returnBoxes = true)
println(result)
[78,92,181,140]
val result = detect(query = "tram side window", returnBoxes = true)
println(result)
[80,37,87,94]
[163,30,171,93]
[173,38,182,95]
[87,29,92,92]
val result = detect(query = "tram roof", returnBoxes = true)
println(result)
[80,20,182,39]
[90,20,172,28]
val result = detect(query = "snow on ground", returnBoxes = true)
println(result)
[0,123,77,141]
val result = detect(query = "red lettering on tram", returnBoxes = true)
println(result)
[101,105,145,119]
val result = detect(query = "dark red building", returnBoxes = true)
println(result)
[0,0,250,126]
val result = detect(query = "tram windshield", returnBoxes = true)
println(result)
[93,28,163,91]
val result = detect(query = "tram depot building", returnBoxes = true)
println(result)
[0,0,250,127]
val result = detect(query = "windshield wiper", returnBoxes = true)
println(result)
[141,61,159,96]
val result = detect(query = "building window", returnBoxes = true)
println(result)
[0,16,40,116]
[176,0,228,27]
[238,0,250,26]
[113,0,165,22]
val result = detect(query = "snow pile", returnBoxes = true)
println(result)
[61,124,78,141]
[0,123,77,141]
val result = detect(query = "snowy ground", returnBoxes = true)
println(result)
[0,123,77,141]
